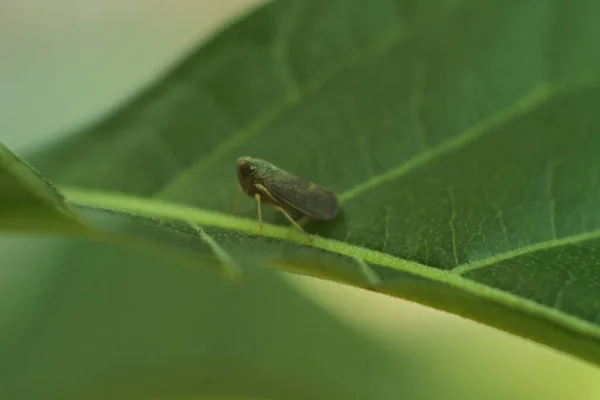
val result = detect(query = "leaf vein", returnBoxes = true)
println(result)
[352,256,382,288]
[154,28,409,198]
[547,161,558,239]
[338,84,553,203]
[382,206,390,253]
[189,222,242,280]
[447,187,459,266]
[65,186,600,296]
[452,230,600,275]
[62,187,600,344]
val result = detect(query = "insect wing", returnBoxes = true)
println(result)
[263,169,339,220]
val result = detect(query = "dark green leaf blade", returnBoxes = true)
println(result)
[22,0,600,368]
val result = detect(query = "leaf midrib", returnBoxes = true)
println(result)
[61,186,600,342]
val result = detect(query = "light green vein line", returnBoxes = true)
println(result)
[451,230,600,275]
[447,187,459,266]
[63,186,432,274]
[63,186,600,282]
[493,203,510,250]
[154,105,286,198]
[547,161,558,240]
[338,84,553,203]
[382,206,390,253]
[352,256,383,287]
[60,187,600,341]
[187,222,242,281]
[154,28,407,198]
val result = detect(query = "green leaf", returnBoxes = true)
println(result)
[15,0,600,368]
[0,143,83,233]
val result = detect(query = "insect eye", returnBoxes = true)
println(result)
[239,163,256,177]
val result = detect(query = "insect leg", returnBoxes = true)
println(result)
[274,206,313,243]
[254,193,263,235]
[232,185,243,214]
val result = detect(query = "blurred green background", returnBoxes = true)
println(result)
[2,1,600,399]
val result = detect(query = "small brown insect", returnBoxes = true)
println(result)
[234,156,339,241]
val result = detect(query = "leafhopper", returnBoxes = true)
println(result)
[234,156,339,241]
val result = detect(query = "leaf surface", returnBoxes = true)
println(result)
[18,0,600,366]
